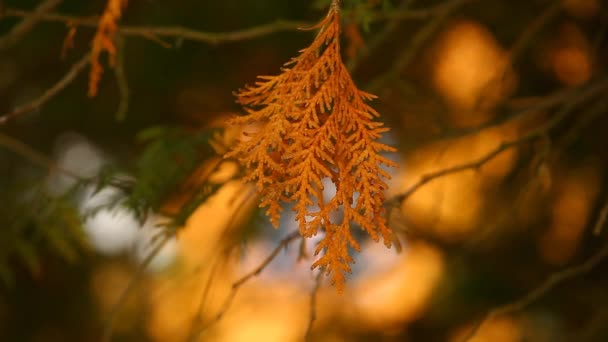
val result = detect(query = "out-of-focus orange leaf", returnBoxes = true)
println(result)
[89,0,128,97]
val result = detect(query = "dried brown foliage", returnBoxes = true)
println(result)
[227,3,397,292]
[88,0,127,97]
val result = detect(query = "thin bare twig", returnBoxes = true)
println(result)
[346,0,414,72]
[508,0,562,66]
[432,83,601,143]
[475,0,563,111]
[557,95,608,151]
[591,1,608,60]
[304,269,324,342]
[368,2,461,21]
[184,186,256,342]
[113,35,129,121]
[461,236,608,342]
[388,77,608,205]
[101,233,173,342]
[367,0,473,94]
[593,201,608,236]
[185,253,227,342]
[0,0,63,51]
[2,2,469,47]
[3,9,313,45]
[0,53,90,126]
[189,231,301,340]
[0,132,83,180]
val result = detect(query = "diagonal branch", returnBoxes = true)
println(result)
[0,131,83,180]
[101,233,173,342]
[187,231,302,341]
[3,2,478,47]
[0,0,63,51]
[461,233,608,342]
[367,0,474,94]
[474,0,563,111]
[113,35,129,121]
[304,269,324,342]
[0,53,90,126]
[388,77,608,206]
[3,8,312,45]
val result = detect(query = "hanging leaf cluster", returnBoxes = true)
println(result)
[227,2,396,292]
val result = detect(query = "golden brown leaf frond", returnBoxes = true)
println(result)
[88,0,128,97]
[227,3,397,292]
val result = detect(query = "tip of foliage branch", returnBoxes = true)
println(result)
[88,0,128,98]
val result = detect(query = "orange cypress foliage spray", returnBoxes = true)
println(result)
[88,0,128,97]
[227,0,397,292]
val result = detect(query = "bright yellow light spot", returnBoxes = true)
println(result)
[178,178,255,266]
[352,242,444,327]
[91,263,142,334]
[213,286,308,342]
[397,126,517,239]
[432,20,516,120]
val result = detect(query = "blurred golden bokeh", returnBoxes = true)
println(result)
[539,23,592,86]
[539,161,602,265]
[177,169,255,266]
[397,125,519,240]
[431,20,516,123]
[91,262,145,335]
[351,241,444,329]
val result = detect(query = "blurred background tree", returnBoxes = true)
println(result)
[1,0,608,341]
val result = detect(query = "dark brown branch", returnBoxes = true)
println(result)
[367,0,473,94]
[474,0,562,111]
[346,0,414,72]
[304,269,324,342]
[461,235,608,342]
[388,77,608,206]
[0,0,63,51]
[119,21,312,45]
[3,2,473,47]
[113,35,129,121]
[0,53,90,126]
[389,0,472,73]
[3,8,312,45]
[185,254,226,342]
[508,0,562,67]
[594,200,608,236]
[424,80,608,143]
[0,131,83,180]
